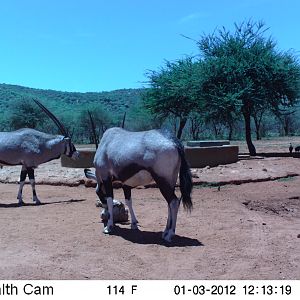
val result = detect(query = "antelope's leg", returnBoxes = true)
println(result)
[96,183,106,206]
[102,178,114,234]
[164,198,180,242]
[163,205,172,238]
[27,167,41,204]
[123,185,138,229]
[17,166,27,205]
[152,174,179,242]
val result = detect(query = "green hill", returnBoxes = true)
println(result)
[0,83,143,116]
[1,83,299,142]
[0,83,147,142]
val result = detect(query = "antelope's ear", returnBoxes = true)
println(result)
[64,137,71,141]
[46,136,64,148]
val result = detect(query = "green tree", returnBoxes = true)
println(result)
[9,98,47,130]
[202,87,241,140]
[188,112,205,140]
[126,102,163,131]
[252,106,267,140]
[144,57,202,139]
[275,108,297,136]
[78,106,112,144]
[198,20,300,155]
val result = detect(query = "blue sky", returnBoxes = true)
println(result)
[0,0,300,92]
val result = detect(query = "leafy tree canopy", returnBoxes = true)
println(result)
[144,57,203,138]
[9,98,48,130]
[198,20,300,154]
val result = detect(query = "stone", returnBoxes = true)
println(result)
[100,200,129,223]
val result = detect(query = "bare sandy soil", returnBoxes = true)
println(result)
[0,137,300,280]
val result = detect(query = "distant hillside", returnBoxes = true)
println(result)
[0,83,144,122]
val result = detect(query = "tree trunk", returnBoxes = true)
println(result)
[283,116,290,136]
[227,122,233,140]
[255,126,261,140]
[170,116,177,136]
[253,116,261,140]
[243,111,256,156]
[212,122,218,138]
[177,118,187,139]
[190,118,200,140]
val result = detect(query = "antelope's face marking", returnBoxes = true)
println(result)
[64,138,79,160]
[72,149,80,160]
[69,144,80,160]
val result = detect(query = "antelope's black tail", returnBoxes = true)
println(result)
[174,139,193,211]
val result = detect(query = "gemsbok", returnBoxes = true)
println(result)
[0,100,79,205]
[85,127,193,242]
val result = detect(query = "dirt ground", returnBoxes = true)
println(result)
[0,137,300,280]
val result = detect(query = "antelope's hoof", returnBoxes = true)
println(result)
[162,229,168,239]
[18,201,25,206]
[163,235,173,243]
[103,225,113,234]
[34,199,41,205]
[162,230,174,243]
[131,222,139,230]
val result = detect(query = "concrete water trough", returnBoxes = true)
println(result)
[61,143,239,169]
[184,145,239,168]
[184,140,238,167]
[186,140,230,147]
[61,149,95,168]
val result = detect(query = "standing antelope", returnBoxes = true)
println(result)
[85,127,193,242]
[0,100,79,205]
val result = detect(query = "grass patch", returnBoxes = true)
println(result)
[276,176,296,183]
[193,182,222,189]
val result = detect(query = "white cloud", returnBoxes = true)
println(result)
[179,12,210,24]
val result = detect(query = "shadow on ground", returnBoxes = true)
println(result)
[0,198,86,208]
[111,225,203,247]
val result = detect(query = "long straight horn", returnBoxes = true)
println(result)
[88,110,98,149]
[121,111,126,129]
[33,99,68,136]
